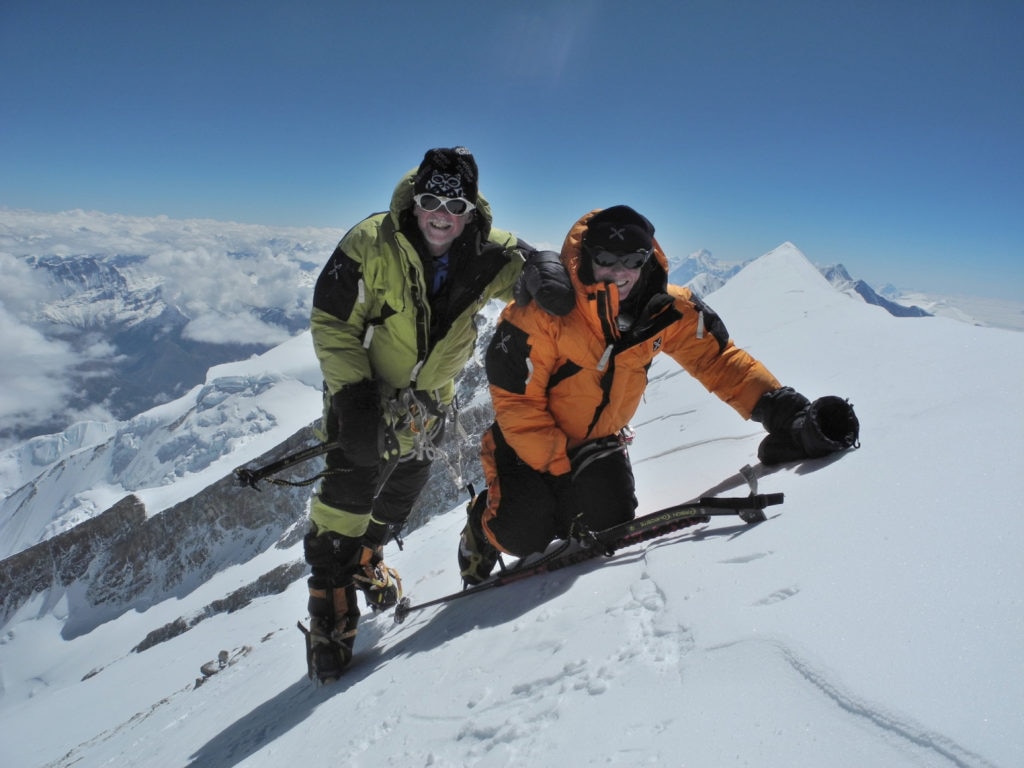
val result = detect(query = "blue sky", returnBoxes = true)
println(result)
[2,0,1022,300]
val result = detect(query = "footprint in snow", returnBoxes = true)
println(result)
[752,585,801,606]
[719,551,772,564]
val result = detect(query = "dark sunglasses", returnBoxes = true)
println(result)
[588,246,653,270]
[413,193,476,216]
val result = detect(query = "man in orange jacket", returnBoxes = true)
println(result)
[458,205,858,584]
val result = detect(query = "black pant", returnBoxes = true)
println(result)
[315,404,445,546]
[486,426,638,557]
[318,447,434,543]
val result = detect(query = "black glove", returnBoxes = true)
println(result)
[752,387,860,465]
[332,379,382,467]
[513,250,575,316]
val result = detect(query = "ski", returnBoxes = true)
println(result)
[393,486,782,624]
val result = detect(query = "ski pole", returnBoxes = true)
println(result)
[394,493,782,624]
[234,441,341,489]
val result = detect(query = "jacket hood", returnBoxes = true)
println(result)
[560,208,670,308]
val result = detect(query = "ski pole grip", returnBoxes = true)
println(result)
[697,492,784,510]
[234,467,262,489]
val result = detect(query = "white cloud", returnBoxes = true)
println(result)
[1,209,334,327]
[0,301,81,428]
[182,311,293,346]
[0,252,61,317]
[145,244,313,323]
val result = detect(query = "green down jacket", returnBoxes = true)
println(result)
[310,169,524,454]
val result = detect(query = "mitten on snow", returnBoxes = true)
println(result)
[513,250,575,316]
[752,387,860,465]
[332,379,383,467]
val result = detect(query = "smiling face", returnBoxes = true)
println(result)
[592,261,643,301]
[414,204,470,256]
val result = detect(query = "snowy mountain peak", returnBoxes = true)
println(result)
[821,263,855,285]
[667,248,743,297]
[763,240,803,257]
[724,241,835,298]
[674,247,717,271]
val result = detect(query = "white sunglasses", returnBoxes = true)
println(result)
[413,193,476,216]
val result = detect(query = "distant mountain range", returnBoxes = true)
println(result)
[1,210,1018,454]
[25,252,283,428]
[0,209,339,447]
[668,245,930,318]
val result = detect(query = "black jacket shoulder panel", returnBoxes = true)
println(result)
[486,319,533,395]
[313,244,362,320]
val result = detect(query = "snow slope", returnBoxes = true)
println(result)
[1,243,1021,768]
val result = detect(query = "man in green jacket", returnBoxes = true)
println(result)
[304,146,572,681]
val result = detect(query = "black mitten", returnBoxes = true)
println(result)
[514,250,575,316]
[332,379,382,467]
[754,388,860,465]
[799,396,860,456]
[751,386,810,433]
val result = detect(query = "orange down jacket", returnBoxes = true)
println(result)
[484,209,783,478]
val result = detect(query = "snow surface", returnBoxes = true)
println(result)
[1,243,1022,767]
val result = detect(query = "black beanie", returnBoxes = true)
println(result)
[583,205,655,254]
[413,146,479,201]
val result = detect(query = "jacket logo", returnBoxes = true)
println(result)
[495,331,513,353]
[328,257,344,281]
[653,336,662,351]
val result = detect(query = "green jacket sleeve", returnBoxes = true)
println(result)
[310,231,377,396]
